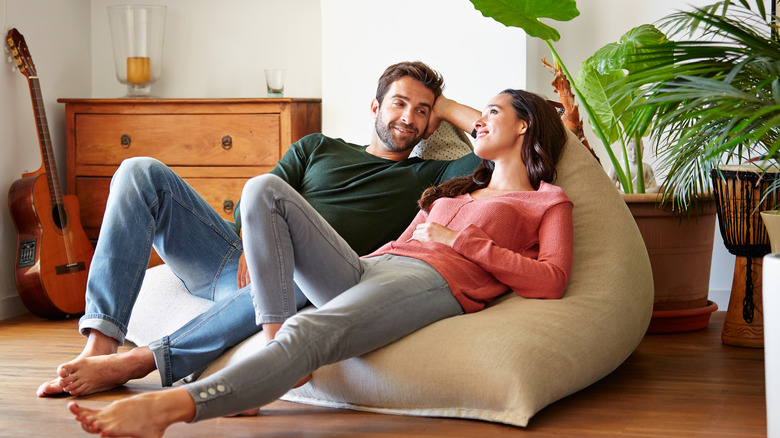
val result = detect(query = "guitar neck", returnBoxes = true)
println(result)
[28,76,63,206]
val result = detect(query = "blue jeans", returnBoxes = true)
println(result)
[181,174,464,421]
[79,158,307,386]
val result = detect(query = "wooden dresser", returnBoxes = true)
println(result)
[59,98,322,244]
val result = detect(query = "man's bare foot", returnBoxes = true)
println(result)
[37,377,68,397]
[37,330,120,397]
[295,374,311,388]
[230,408,260,417]
[55,347,157,397]
[68,387,195,437]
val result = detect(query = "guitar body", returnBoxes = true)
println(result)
[7,28,95,318]
[8,173,93,318]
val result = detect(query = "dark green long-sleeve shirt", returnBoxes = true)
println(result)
[234,133,480,255]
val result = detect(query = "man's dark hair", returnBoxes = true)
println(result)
[375,61,444,105]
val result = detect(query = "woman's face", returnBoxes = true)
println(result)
[472,93,527,161]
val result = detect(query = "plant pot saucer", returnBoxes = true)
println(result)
[646,300,719,334]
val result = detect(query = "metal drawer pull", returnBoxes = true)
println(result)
[120,134,131,148]
[223,199,234,213]
[221,135,232,150]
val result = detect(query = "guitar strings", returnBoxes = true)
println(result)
[30,75,75,265]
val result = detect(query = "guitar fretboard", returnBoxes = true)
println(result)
[28,76,64,211]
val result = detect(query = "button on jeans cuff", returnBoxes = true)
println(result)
[191,379,232,402]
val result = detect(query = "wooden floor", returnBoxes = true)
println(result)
[0,312,767,437]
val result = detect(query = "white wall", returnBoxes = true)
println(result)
[320,0,526,144]
[0,0,321,319]
[0,0,92,319]
[525,0,734,309]
[0,0,736,318]
[90,0,321,98]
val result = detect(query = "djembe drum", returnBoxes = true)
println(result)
[712,165,779,347]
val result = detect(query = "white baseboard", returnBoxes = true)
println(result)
[0,295,28,320]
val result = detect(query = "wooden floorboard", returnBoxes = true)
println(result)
[0,312,766,437]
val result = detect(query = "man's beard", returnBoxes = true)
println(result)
[375,112,424,153]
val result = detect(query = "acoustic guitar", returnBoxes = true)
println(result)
[7,28,93,318]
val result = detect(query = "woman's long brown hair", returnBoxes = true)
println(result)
[418,89,566,212]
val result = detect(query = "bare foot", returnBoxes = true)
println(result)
[37,330,119,397]
[57,347,156,397]
[295,374,311,388]
[37,377,68,397]
[229,408,260,417]
[68,388,195,437]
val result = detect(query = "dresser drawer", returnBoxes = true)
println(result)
[76,176,247,241]
[75,113,281,167]
[186,177,246,223]
[61,97,321,261]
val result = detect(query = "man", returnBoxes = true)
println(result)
[38,61,481,397]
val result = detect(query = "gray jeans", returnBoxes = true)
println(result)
[183,174,463,421]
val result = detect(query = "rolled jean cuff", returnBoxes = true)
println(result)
[148,337,174,387]
[255,314,288,325]
[78,314,126,345]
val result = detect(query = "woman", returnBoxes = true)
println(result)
[68,89,574,437]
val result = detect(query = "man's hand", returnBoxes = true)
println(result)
[424,96,448,139]
[424,96,481,139]
[409,222,458,247]
[237,252,251,288]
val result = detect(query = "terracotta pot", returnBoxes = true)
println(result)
[623,193,718,333]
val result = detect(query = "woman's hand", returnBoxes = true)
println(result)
[237,252,251,288]
[410,222,458,247]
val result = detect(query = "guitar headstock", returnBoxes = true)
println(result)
[6,28,36,78]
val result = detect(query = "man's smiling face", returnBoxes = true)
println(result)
[372,76,434,154]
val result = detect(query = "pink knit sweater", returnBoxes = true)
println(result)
[367,181,574,313]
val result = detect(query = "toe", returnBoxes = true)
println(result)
[67,380,86,396]
[57,363,73,378]
[37,379,65,397]
[68,402,81,415]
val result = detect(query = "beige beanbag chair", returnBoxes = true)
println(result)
[128,131,653,427]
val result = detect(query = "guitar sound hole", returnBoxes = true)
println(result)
[51,204,69,230]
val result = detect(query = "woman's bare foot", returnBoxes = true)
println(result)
[68,387,195,437]
[55,347,157,396]
[37,330,119,397]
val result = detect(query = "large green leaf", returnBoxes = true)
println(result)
[590,24,669,75]
[574,24,670,152]
[575,62,624,145]
[468,0,580,41]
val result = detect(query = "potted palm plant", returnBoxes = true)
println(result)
[467,0,719,332]
[609,0,780,347]
[575,25,720,331]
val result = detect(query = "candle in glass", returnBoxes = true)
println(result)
[127,57,151,84]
